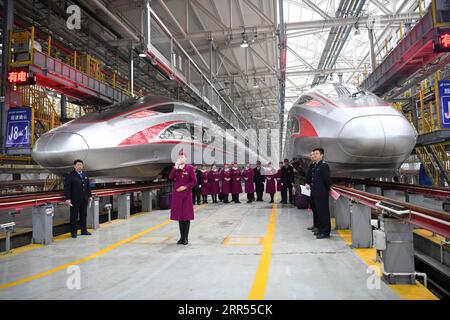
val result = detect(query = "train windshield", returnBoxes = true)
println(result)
[73,96,174,122]
[314,83,389,107]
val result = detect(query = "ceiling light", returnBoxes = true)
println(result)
[252,79,259,89]
[139,52,147,57]
[240,38,249,48]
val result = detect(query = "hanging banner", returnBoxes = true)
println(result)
[5,107,32,148]
[438,80,450,129]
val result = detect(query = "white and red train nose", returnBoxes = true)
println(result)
[32,132,89,168]
[338,115,417,158]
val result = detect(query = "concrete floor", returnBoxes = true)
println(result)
[0,195,400,300]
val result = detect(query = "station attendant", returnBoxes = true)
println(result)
[253,161,265,201]
[264,162,277,203]
[276,162,283,196]
[230,162,242,203]
[64,159,92,238]
[208,164,220,203]
[306,152,318,231]
[281,158,295,204]
[242,161,255,203]
[200,164,209,204]
[310,148,331,239]
[220,163,232,203]
[191,165,202,205]
[168,151,197,245]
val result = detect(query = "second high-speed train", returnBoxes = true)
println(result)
[32,96,267,180]
[284,82,417,178]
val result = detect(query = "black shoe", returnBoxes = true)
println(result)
[71,233,77,238]
[235,201,241,203]
[316,234,330,239]
[269,200,274,203]
[311,227,319,232]
[177,238,183,244]
[313,231,321,236]
[80,231,91,236]
[183,239,188,245]
[307,226,315,230]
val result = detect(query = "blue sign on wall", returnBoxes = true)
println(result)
[5,107,32,148]
[439,80,450,129]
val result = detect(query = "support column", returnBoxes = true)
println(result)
[368,28,376,73]
[87,197,100,229]
[380,214,415,284]
[129,46,134,96]
[335,197,351,229]
[350,203,372,248]
[60,94,67,120]
[0,0,14,153]
[118,193,130,219]
[142,190,153,212]
[32,204,54,245]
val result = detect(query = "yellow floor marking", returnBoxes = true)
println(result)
[413,229,447,246]
[222,236,264,246]
[0,205,207,290]
[0,244,44,259]
[335,226,438,300]
[248,196,278,300]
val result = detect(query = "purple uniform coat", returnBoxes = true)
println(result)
[220,169,232,194]
[265,172,276,194]
[168,164,197,221]
[242,168,255,193]
[201,170,209,195]
[231,168,243,194]
[276,169,282,192]
[208,170,220,194]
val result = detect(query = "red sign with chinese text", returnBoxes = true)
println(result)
[7,68,35,85]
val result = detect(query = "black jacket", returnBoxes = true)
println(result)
[194,169,202,189]
[311,160,331,197]
[306,162,315,185]
[64,170,92,203]
[281,165,295,184]
[253,167,265,184]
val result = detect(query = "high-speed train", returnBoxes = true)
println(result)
[284,82,417,178]
[32,96,267,180]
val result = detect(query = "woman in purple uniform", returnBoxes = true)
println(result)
[168,151,197,245]
[208,164,220,203]
[264,162,277,203]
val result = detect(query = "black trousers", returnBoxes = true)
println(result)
[202,194,208,203]
[222,193,229,203]
[281,184,293,203]
[211,194,218,203]
[192,188,201,204]
[232,193,240,203]
[70,200,88,235]
[247,192,255,202]
[255,184,264,200]
[269,193,274,202]
[311,194,331,236]
[310,197,318,228]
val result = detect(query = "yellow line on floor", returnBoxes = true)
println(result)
[248,197,278,300]
[333,220,438,300]
[0,205,206,290]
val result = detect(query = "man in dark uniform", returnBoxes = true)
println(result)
[280,158,295,204]
[310,148,331,239]
[192,165,202,205]
[64,159,92,238]
[253,161,265,201]
[306,152,317,231]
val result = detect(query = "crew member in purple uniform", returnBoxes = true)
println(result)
[220,163,232,203]
[208,164,220,203]
[242,161,255,203]
[230,162,242,203]
[168,151,197,245]
[276,162,283,197]
[200,163,209,204]
[264,162,277,203]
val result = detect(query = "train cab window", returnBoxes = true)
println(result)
[148,104,174,113]
[290,117,299,133]
[159,123,191,140]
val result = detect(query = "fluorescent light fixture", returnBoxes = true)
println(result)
[252,79,259,88]
[139,52,147,57]
[240,39,249,48]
